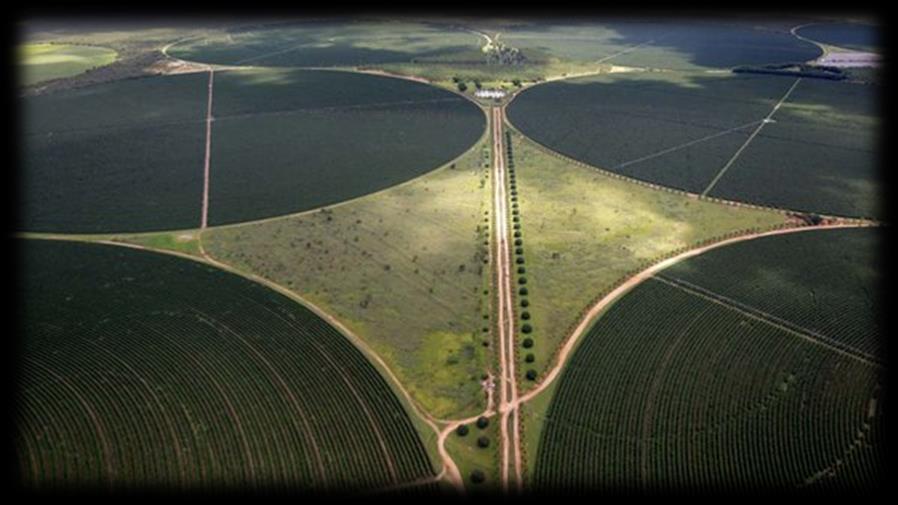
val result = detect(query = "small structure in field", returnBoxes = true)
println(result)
[475,89,507,99]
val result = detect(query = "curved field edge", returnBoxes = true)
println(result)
[502,125,796,389]
[200,120,495,420]
[522,224,882,491]
[19,43,118,86]
[504,72,880,220]
[16,236,445,489]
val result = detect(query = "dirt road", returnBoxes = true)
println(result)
[491,106,523,492]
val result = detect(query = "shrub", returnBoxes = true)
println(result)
[514,239,522,246]
[516,257,524,264]
[522,324,533,334]
[521,311,531,320]
[526,369,538,381]
[477,436,490,448]
[476,416,489,429]
[525,353,535,363]
[470,469,485,484]
[458,81,468,92]
[518,277,527,285]
[523,338,534,348]
[519,287,528,296]
[517,266,525,274]
[514,231,521,238]
[456,424,469,436]
[515,247,523,255]
[520,298,529,307]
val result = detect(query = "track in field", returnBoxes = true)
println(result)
[16,239,437,493]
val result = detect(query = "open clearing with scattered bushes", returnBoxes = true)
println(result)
[203,135,494,418]
[533,227,883,492]
[17,239,438,493]
[504,129,786,387]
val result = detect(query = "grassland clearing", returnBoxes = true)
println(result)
[505,128,787,389]
[17,239,438,492]
[18,43,118,86]
[203,132,494,419]
[532,227,883,491]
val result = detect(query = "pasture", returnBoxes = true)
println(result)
[17,239,437,492]
[203,135,494,418]
[533,227,883,492]
[504,128,786,385]
[507,72,881,218]
[19,43,118,86]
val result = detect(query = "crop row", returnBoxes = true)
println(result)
[533,240,883,492]
[16,240,436,493]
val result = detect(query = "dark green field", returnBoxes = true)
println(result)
[16,240,436,492]
[507,73,880,218]
[534,228,883,493]
[21,73,208,233]
[711,79,880,218]
[169,20,480,67]
[208,69,485,225]
[21,68,485,232]
[796,23,879,52]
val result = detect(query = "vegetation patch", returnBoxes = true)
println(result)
[18,43,117,86]
[507,129,787,388]
[203,136,493,418]
[208,68,485,226]
[21,73,209,233]
[17,239,437,492]
[533,227,883,491]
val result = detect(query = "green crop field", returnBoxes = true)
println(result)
[710,79,880,219]
[21,73,209,233]
[796,23,880,52]
[17,239,437,493]
[203,133,494,418]
[507,71,881,218]
[532,227,883,493]
[208,68,485,225]
[168,20,481,67]
[18,43,118,86]
[504,128,786,386]
[501,20,820,71]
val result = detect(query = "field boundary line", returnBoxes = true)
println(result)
[652,275,883,367]
[614,119,762,169]
[701,77,802,196]
[512,222,876,409]
[201,68,214,229]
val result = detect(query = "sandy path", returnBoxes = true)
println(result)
[200,68,214,229]
[491,106,523,492]
[512,222,875,409]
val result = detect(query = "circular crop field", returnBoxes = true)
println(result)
[796,23,880,53]
[16,239,436,492]
[534,227,884,492]
[507,72,880,219]
[21,68,485,233]
[168,20,481,67]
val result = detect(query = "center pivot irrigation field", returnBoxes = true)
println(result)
[168,20,482,67]
[507,72,880,219]
[17,239,438,493]
[21,67,484,233]
[534,227,883,493]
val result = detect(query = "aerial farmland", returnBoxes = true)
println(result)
[15,14,884,496]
